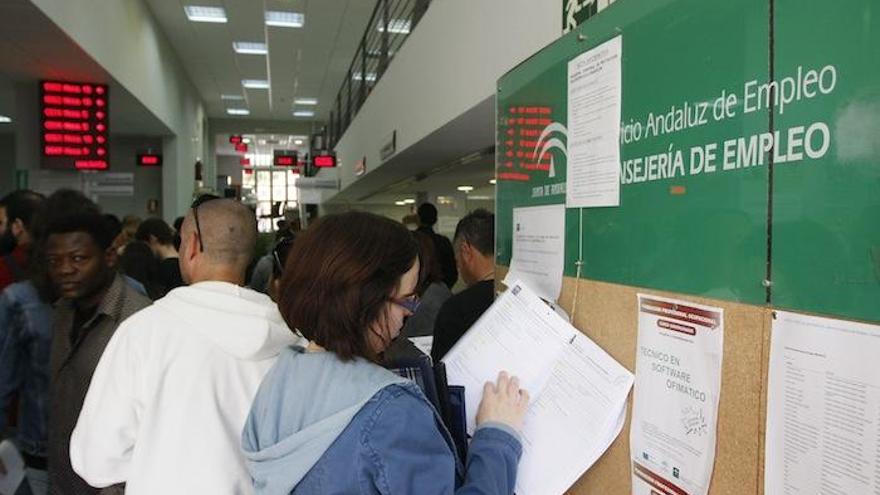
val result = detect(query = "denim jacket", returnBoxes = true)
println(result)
[0,281,53,458]
[242,347,522,494]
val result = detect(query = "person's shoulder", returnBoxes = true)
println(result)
[122,282,152,312]
[364,382,433,429]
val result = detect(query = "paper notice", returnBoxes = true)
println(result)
[503,204,566,302]
[630,294,724,495]
[566,36,622,208]
[765,311,880,495]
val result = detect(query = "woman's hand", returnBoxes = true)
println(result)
[475,371,530,432]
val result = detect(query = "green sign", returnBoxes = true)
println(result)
[501,0,880,322]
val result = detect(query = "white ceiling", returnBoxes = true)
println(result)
[143,0,377,123]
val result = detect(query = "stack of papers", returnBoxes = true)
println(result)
[443,280,633,494]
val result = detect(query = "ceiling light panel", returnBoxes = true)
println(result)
[265,11,305,28]
[353,72,377,82]
[293,110,315,118]
[0,115,11,123]
[184,6,228,23]
[221,94,245,101]
[377,19,411,34]
[293,98,318,105]
[233,42,268,55]
[242,79,270,89]
[226,108,250,115]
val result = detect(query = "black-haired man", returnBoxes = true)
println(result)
[0,190,44,291]
[135,218,183,296]
[431,209,496,362]
[43,191,150,494]
[416,202,458,288]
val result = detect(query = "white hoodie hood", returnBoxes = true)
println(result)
[156,281,297,360]
[70,281,303,495]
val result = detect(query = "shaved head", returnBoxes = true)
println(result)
[183,199,257,271]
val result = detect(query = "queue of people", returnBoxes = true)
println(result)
[0,191,522,495]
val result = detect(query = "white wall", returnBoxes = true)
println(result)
[30,0,208,221]
[331,0,559,193]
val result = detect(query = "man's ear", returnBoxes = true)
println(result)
[104,245,119,269]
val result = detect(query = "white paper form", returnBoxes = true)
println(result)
[630,294,724,495]
[765,311,880,495]
[443,280,634,494]
[516,332,634,495]
[566,35,622,208]
[442,281,576,434]
[503,204,566,302]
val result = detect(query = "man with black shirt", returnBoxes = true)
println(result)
[135,218,184,296]
[431,209,495,362]
[44,193,150,494]
[416,202,458,289]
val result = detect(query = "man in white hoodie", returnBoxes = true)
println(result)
[69,198,302,494]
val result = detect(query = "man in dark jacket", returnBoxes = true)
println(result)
[43,192,150,494]
[431,209,496,362]
[416,202,458,289]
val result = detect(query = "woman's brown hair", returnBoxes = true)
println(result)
[412,231,443,296]
[277,211,418,362]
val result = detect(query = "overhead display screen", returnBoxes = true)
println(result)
[40,80,109,170]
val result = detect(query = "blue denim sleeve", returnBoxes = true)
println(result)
[0,290,23,433]
[364,386,522,495]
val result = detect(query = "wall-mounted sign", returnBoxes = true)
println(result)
[243,168,254,175]
[355,156,366,176]
[273,149,298,166]
[40,80,109,171]
[229,135,243,144]
[234,143,248,153]
[240,157,251,166]
[380,130,396,161]
[137,153,162,167]
[313,153,337,168]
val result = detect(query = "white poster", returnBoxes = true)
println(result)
[503,204,565,302]
[630,294,724,495]
[566,36,622,208]
[765,311,880,495]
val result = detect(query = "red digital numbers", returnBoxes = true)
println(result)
[40,80,109,170]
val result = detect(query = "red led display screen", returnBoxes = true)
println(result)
[137,154,162,167]
[273,149,297,167]
[40,80,109,170]
[313,154,336,168]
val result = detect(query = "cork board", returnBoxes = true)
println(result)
[497,268,773,494]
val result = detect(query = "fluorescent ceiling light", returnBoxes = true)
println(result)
[233,42,268,55]
[226,108,250,116]
[293,110,314,118]
[221,94,244,101]
[242,79,270,89]
[367,48,395,58]
[265,11,304,28]
[377,19,411,34]
[293,97,318,106]
[294,139,304,145]
[489,179,497,185]
[353,72,377,82]
[242,138,251,144]
[0,115,11,123]
[403,199,415,204]
[184,6,227,23]
[457,185,474,192]
[395,201,407,206]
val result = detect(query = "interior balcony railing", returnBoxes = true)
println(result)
[327,0,431,149]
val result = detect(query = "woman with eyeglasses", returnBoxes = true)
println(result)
[241,211,529,494]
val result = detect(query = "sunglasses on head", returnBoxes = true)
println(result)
[190,194,221,252]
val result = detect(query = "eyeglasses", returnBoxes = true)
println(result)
[389,294,420,313]
[272,236,295,274]
[190,194,220,252]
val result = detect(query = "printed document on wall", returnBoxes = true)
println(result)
[503,204,566,302]
[765,311,880,495]
[630,294,724,495]
[443,280,633,494]
[566,35,622,208]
